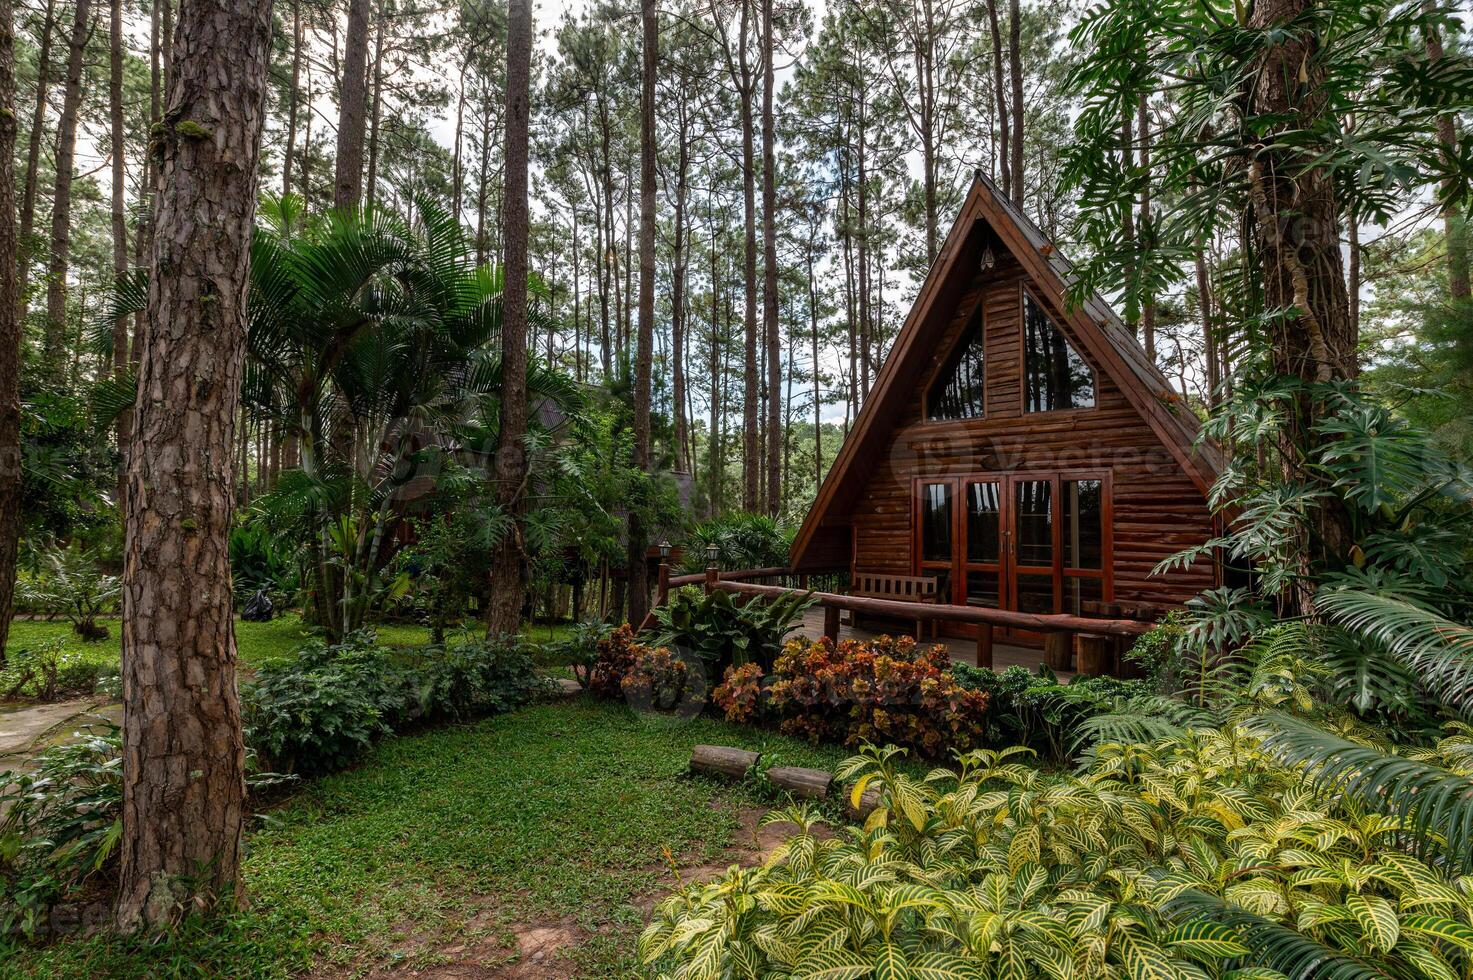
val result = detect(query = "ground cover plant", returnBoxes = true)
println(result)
[1,699,851,978]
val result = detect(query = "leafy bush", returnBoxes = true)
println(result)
[588,623,645,700]
[677,511,792,573]
[242,632,549,775]
[712,662,765,723]
[538,619,610,688]
[0,640,117,701]
[951,663,1161,764]
[416,635,550,720]
[620,646,703,712]
[765,635,989,757]
[644,729,1473,979]
[18,545,119,641]
[0,724,122,937]
[647,585,814,673]
[241,634,405,775]
[228,521,298,607]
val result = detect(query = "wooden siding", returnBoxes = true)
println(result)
[847,253,1217,607]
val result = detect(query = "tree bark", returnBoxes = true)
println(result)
[1423,3,1469,299]
[365,12,384,210]
[1246,0,1356,578]
[333,0,372,209]
[1007,0,1024,206]
[986,0,1008,201]
[109,0,129,507]
[0,0,19,665]
[1137,94,1155,362]
[627,0,657,628]
[17,0,53,303]
[735,0,759,512]
[115,0,272,931]
[487,0,532,637]
[41,0,92,374]
[760,0,780,515]
[282,0,302,198]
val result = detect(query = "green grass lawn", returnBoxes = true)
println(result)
[7,614,439,673]
[3,698,852,978]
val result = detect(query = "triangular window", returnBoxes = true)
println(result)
[1023,291,1095,412]
[926,303,986,420]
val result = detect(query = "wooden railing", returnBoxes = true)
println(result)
[647,563,1156,675]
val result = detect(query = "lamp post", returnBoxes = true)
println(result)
[656,539,671,608]
[704,542,719,594]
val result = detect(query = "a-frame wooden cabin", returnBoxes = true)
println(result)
[790,174,1224,630]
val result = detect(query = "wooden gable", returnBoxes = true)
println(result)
[790,174,1223,607]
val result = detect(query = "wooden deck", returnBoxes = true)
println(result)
[792,607,1071,678]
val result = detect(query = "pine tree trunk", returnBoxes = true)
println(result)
[627,0,657,628]
[0,0,19,665]
[17,0,53,303]
[737,0,759,512]
[333,0,371,209]
[114,0,271,931]
[760,0,779,516]
[487,0,532,636]
[41,0,91,373]
[1007,0,1024,206]
[109,0,129,507]
[1137,94,1155,361]
[282,0,301,198]
[365,13,384,211]
[986,0,1008,200]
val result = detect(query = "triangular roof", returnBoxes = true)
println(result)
[790,172,1224,571]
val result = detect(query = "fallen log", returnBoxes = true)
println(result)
[768,766,833,800]
[846,784,884,820]
[690,745,760,780]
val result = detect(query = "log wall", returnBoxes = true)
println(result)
[846,252,1217,608]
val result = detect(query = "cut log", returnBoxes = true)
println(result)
[768,766,833,800]
[1044,631,1073,672]
[690,745,760,780]
[1075,634,1109,677]
[846,784,884,820]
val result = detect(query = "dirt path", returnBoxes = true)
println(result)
[0,698,120,770]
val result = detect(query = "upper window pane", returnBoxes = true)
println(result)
[1062,479,1103,569]
[920,483,952,561]
[926,303,986,420]
[966,482,1000,562]
[1023,292,1095,412]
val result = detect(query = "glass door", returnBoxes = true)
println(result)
[962,479,1003,610]
[915,472,1110,622]
[917,482,954,605]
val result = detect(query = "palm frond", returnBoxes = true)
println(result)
[1248,712,1473,872]
[1318,570,1473,714]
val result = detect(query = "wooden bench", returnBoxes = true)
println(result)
[846,572,940,640]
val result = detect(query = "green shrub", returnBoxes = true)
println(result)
[228,522,298,606]
[416,635,551,719]
[241,632,550,775]
[0,640,117,701]
[17,545,119,642]
[951,662,1156,763]
[0,724,122,937]
[538,619,609,688]
[648,585,814,673]
[242,634,405,775]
